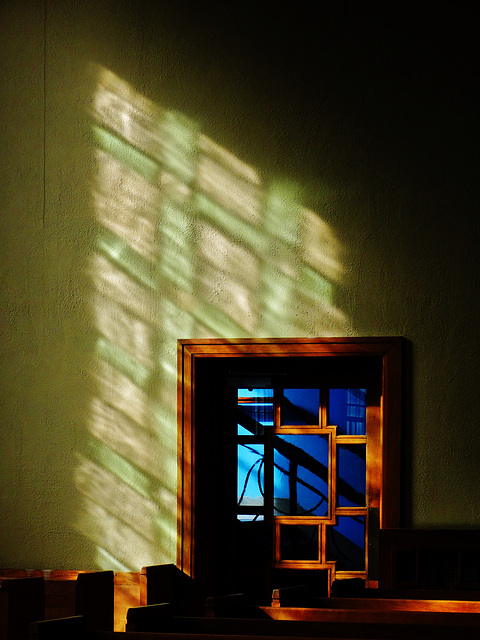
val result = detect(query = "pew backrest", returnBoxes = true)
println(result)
[75,571,114,631]
[0,577,45,640]
[140,564,194,615]
[125,605,480,639]
[283,595,480,613]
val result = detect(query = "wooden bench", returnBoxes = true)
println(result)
[125,602,480,636]
[206,585,480,617]
[379,528,480,594]
[27,570,114,630]
[1,565,188,632]
[292,594,480,612]
[261,605,480,624]
[114,564,192,630]
[0,570,114,636]
[0,577,45,640]
[75,571,114,630]
[113,572,140,631]
[29,570,79,622]
[140,564,194,614]
[269,586,480,612]
[30,611,480,640]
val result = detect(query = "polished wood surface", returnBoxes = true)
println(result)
[31,611,480,640]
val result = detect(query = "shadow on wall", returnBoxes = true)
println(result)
[74,64,351,570]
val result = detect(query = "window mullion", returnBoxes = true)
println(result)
[263,391,276,525]
[320,385,328,427]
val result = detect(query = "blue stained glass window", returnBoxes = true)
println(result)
[274,434,329,516]
[337,444,366,507]
[329,388,366,435]
[237,442,264,508]
[237,388,273,436]
[327,516,365,570]
[283,388,320,425]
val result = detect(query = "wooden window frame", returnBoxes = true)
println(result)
[177,337,403,581]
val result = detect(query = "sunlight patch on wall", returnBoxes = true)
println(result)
[74,63,350,570]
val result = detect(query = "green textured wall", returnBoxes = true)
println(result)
[1,1,479,571]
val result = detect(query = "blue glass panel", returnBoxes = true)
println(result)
[237,513,264,522]
[280,524,319,560]
[237,388,273,436]
[283,388,319,425]
[329,388,366,435]
[274,434,329,516]
[338,444,366,507]
[237,443,264,508]
[327,516,365,570]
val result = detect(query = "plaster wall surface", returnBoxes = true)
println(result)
[0,0,479,570]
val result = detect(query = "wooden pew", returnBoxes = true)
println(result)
[207,585,480,617]
[30,570,78,621]
[282,594,480,613]
[0,577,45,640]
[261,605,480,624]
[379,528,480,595]
[0,570,114,636]
[124,602,480,638]
[269,586,480,612]
[332,582,480,601]
[1,569,128,632]
[28,570,113,628]
[0,569,29,580]
[74,634,480,640]
[2,565,191,633]
[75,571,114,630]
[140,564,194,615]
[31,610,480,640]
[113,572,140,631]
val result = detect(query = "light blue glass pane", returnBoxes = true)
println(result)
[327,516,365,570]
[338,444,366,507]
[274,434,329,516]
[283,388,320,425]
[329,388,366,435]
[237,443,264,507]
[237,388,273,436]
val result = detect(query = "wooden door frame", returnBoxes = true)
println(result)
[177,337,404,583]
